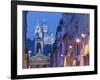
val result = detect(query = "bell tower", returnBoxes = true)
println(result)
[42,19,49,44]
[34,21,43,54]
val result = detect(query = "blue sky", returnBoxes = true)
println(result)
[26,11,62,40]
[25,11,89,40]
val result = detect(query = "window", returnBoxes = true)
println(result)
[37,43,41,52]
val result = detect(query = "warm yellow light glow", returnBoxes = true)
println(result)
[72,60,76,66]
[76,38,80,43]
[84,44,89,56]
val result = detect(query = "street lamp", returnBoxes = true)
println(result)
[61,54,63,57]
[28,50,31,68]
[69,45,72,49]
[69,45,72,56]
[75,38,80,66]
[28,50,31,54]
[76,38,80,43]
[81,33,86,65]
[28,50,31,58]
[81,33,85,38]
[81,33,85,48]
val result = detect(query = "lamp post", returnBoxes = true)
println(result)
[69,45,72,66]
[76,38,80,66]
[81,33,85,48]
[69,45,72,49]
[69,45,72,56]
[28,50,31,68]
[61,54,63,57]
[76,38,80,43]
[28,50,31,57]
[80,33,86,65]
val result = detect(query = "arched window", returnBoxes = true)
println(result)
[37,43,41,52]
[36,33,39,38]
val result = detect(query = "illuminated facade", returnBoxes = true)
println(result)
[29,19,55,68]
[51,13,90,67]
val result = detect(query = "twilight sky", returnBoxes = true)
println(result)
[25,11,89,41]
[26,11,62,40]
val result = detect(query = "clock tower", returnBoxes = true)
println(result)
[34,22,43,54]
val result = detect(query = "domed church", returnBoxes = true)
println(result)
[30,19,55,68]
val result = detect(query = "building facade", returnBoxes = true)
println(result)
[25,19,55,68]
[51,13,90,67]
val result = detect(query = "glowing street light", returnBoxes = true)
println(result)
[75,38,80,66]
[28,50,31,54]
[28,50,31,58]
[81,33,85,38]
[28,50,31,68]
[76,38,80,43]
[61,54,63,57]
[69,45,72,49]
[81,33,86,66]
